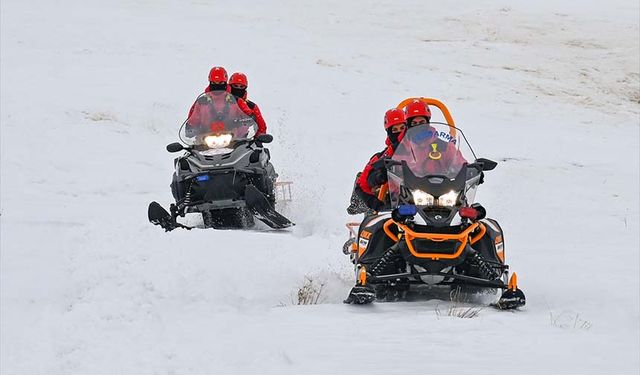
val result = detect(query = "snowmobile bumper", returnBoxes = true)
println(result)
[369,269,506,289]
[188,199,248,211]
[383,219,486,261]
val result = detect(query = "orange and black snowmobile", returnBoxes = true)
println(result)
[343,98,525,309]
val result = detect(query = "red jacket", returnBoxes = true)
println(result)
[245,99,267,136]
[188,85,230,118]
[357,144,394,196]
[188,87,267,136]
[186,91,254,135]
[233,90,267,136]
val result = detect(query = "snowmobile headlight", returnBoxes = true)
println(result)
[411,190,434,206]
[437,190,459,207]
[203,134,233,149]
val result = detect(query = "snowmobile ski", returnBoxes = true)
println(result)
[245,185,294,229]
[343,285,376,304]
[148,201,192,232]
[493,287,526,310]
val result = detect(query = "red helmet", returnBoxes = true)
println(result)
[404,100,431,120]
[229,72,248,87]
[384,108,406,130]
[208,66,228,83]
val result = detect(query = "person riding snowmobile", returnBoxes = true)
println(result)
[399,99,482,222]
[187,66,230,119]
[176,66,254,200]
[186,67,255,138]
[404,99,432,128]
[400,99,468,175]
[205,66,229,93]
[229,72,267,136]
[352,108,407,212]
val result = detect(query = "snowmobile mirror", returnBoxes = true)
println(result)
[476,158,498,171]
[166,142,185,153]
[468,158,498,171]
[255,134,273,144]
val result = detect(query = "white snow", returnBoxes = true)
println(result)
[1,0,639,374]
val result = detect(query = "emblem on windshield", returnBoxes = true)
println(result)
[429,143,442,160]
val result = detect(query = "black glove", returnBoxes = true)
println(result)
[371,198,385,211]
[371,157,388,170]
[367,168,388,187]
[355,185,385,212]
[363,195,385,212]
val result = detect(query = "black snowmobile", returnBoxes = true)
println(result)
[343,98,525,310]
[148,91,294,231]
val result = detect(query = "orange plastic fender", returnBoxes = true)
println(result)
[358,266,368,286]
[508,272,518,291]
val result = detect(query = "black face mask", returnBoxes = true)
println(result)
[209,83,227,91]
[230,87,247,98]
[387,129,401,146]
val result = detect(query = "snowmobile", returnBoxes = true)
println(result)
[343,98,525,310]
[148,91,294,231]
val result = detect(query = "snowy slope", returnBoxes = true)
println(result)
[1,0,639,374]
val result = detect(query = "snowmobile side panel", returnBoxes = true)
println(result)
[472,218,505,264]
[356,213,396,267]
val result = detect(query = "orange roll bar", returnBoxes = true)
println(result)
[396,97,456,137]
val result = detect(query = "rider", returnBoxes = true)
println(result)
[205,66,229,93]
[187,66,230,119]
[404,99,432,128]
[400,99,468,179]
[186,67,254,138]
[351,108,407,212]
[229,72,267,136]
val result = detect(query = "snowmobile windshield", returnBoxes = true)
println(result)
[391,123,476,178]
[179,91,258,146]
[388,123,476,205]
